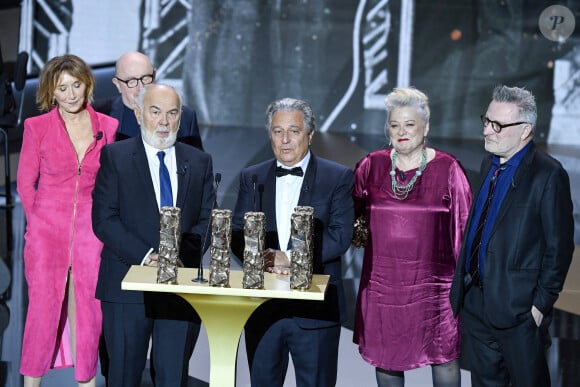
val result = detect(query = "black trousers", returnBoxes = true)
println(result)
[462,285,551,387]
[245,317,341,387]
[100,302,200,387]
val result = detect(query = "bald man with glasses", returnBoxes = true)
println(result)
[94,51,203,150]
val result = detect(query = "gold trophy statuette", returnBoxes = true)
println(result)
[157,206,182,284]
[289,206,314,290]
[242,211,266,289]
[209,209,232,287]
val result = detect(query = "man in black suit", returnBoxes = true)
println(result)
[94,50,203,150]
[94,50,204,386]
[450,85,575,387]
[231,98,354,387]
[92,84,215,386]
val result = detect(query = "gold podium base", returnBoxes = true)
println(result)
[178,293,267,386]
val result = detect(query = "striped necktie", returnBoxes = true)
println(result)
[468,165,505,281]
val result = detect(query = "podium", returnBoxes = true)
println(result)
[121,265,329,386]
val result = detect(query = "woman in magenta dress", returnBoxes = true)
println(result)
[17,55,117,386]
[353,87,472,386]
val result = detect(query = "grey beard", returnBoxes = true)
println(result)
[142,127,177,150]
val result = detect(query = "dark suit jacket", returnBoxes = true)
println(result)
[450,142,575,328]
[93,96,204,150]
[231,153,354,328]
[92,137,215,320]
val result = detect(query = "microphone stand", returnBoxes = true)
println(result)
[192,173,221,283]
[252,174,258,212]
[192,255,209,283]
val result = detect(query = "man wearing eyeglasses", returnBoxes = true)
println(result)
[450,85,574,387]
[94,51,203,150]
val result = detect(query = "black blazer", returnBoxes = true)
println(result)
[450,142,575,328]
[231,154,354,328]
[92,137,215,320]
[93,96,204,150]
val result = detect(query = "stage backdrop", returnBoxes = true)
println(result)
[15,0,580,145]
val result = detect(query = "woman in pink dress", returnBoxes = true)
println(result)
[17,55,117,386]
[353,87,472,386]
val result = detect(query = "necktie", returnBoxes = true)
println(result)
[469,165,505,281]
[275,166,303,177]
[157,151,173,207]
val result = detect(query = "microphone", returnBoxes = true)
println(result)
[177,164,187,175]
[94,131,103,140]
[258,184,264,212]
[193,172,222,283]
[14,51,29,91]
[252,174,258,212]
[0,44,4,73]
[399,170,405,181]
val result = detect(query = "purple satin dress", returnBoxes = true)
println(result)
[353,148,472,371]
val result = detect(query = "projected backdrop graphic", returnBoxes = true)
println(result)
[16,0,580,145]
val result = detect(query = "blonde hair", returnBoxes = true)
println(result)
[384,87,430,122]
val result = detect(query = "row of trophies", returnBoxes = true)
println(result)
[156,206,315,290]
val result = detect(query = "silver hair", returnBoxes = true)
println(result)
[383,87,430,137]
[136,84,183,113]
[491,85,537,129]
[265,98,315,134]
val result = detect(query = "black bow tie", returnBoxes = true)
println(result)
[275,166,303,177]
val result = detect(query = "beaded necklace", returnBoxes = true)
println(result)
[390,148,427,200]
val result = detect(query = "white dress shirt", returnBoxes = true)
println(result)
[275,152,310,254]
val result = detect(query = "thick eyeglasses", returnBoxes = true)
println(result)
[480,115,528,134]
[114,74,155,88]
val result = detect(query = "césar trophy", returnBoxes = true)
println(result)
[289,206,314,290]
[242,211,266,289]
[157,206,182,284]
[208,209,232,287]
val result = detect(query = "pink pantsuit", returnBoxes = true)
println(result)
[17,106,117,380]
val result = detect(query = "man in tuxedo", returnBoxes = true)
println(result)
[92,84,215,386]
[231,98,354,387]
[94,50,203,150]
[450,85,575,387]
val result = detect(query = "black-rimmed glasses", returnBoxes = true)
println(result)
[480,115,528,134]
[114,73,155,88]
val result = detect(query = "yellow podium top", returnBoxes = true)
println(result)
[121,265,329,301]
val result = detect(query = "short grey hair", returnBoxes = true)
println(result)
[384,87,431,125]
[136,83,183,111]
[491,85,537,129]
[265,98,315,134]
